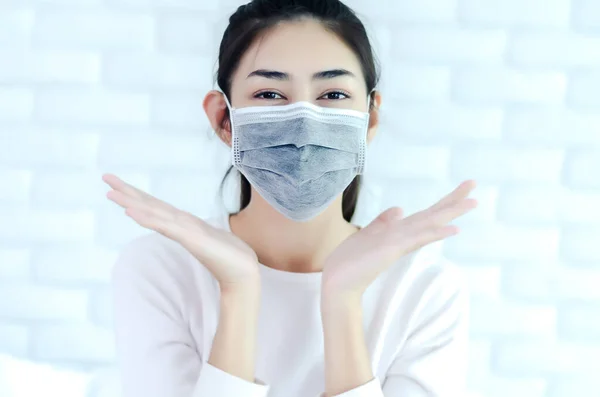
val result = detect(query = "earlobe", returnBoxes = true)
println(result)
[202,90,233,146]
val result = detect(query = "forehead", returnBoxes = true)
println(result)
[234,18,364,78]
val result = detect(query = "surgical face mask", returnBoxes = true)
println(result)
[221,92,371,222]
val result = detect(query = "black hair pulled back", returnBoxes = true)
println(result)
[216,0,380,222]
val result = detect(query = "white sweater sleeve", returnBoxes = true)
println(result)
[322,264,469,397]
[380,266,470,396]
[112,236,271,397]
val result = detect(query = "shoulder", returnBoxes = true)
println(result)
[405,242,467,302]
[416,255,467,304]
[411,248,469,334]
[386,242,469,327]
[112,232,191,282]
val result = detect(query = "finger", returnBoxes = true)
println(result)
[426,225,460,244]
[378,207,404,223]
[431,180,475,211]
[125,207,177,239]
[102,173,128,192]
[104,174,179,217]
[108,186,176,231]
[402,224,459,253]
[102,173,151,200]
[107,186,176,217]
[429,180,477,212]
[396,197,476,241]
[433,197,478,227]
[106,189,142,210]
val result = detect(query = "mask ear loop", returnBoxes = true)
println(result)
[221,90,233,111]
[216,90,242,168]
[359,90,375,175]
[223,94,242,169]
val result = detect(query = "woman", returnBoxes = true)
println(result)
[104,1,478,396]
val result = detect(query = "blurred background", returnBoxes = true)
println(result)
[1,0,599,396]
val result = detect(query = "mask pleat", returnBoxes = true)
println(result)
[229,101,370,222]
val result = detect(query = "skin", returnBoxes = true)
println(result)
[103,18,477,397]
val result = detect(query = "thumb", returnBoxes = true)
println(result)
[374,207,404,225]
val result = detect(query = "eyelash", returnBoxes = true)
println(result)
[254,90,351,101]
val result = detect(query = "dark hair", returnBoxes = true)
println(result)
[216,0,380,222]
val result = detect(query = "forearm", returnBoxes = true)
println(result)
[208,282,261,382]
[321,292,373,397]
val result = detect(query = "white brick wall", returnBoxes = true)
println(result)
[1,0,599,396]
[34,11,155,50]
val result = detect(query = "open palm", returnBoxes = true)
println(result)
[322,180,478,296]
[102,173,260,287]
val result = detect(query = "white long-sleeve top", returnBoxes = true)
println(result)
[112,212,469,397]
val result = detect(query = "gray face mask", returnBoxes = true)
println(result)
[222,94,371,222]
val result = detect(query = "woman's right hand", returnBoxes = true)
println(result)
[102,173,261,288]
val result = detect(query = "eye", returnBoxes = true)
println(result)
[319,91,350,100]
[254,91,285,100]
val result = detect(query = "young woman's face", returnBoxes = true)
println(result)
[229,18,371,112]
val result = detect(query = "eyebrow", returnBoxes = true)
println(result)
[246,69,356,80]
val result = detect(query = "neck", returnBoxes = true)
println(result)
[229,188,358,274]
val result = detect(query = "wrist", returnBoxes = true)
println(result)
[220,278,261,298]
[210,280,260,382]
[320,291,371,396]
[320,290,363,319]
[219,281,261,316]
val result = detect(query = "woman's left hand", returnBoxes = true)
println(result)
[321,180,478,300]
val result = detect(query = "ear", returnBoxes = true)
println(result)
[203,90,232,147]
[366,90,382,144]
